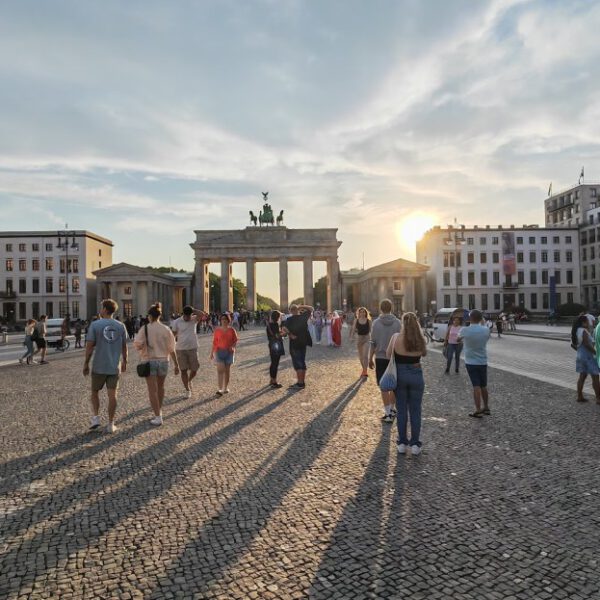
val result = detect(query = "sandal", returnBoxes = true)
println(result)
[577,397,588,403]
[482,408,491,415]
[469,411,484,418]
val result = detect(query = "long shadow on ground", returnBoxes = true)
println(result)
[0,387,295,597]
[144,378,366,598]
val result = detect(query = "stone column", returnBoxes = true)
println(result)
[326,257,341,311]
[132,281,139,317]
[303,257,314,306]
[221,259,233,312]
[96,283,103,311]
[194,259,210,312]
[406,278,416,311]
[246,258,257,312]
[279,258,288,311]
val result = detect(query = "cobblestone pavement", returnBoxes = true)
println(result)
[1,328,600,599]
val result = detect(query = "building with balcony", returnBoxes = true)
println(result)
[416,224,580,314]
[0,230,113,323]
[544,183,600,227]
[341,258,429,315]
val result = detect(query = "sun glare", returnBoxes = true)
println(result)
[397,214,436,247]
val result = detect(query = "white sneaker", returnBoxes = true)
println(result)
[397,443,407,454]
[411,445,422,456]
[150,415,163,426]
[185,389,192,399]
[224,388,230,394]
[106,422,117,433]
[89,415,100,430]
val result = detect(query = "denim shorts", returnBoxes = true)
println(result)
[215,349,234,365]
[289,346,307,371]
[148,360,169,377]
[465,364,488,388]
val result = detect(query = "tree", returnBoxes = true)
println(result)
[208,273,279,311]
[290,275,328,307]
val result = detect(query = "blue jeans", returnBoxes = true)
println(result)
[21,335,34,360]
[446,343,462,371]
[395,364,425,447]
[314,323,323,342]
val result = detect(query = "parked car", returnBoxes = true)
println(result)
[46,318,70,351]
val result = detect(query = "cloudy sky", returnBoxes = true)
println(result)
[1,0,599,299]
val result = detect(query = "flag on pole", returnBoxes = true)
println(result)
[579,166,584,184]
[548,182,552,197]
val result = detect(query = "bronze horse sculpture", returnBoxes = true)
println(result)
[249,211,258,226]
[276,210,284,226]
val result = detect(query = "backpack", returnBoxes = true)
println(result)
[31,327,40,341]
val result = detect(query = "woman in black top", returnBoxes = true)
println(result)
[266,310,285,388]
[350,307,372,377]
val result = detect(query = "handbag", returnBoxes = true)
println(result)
[137,324,152,377]
[379,334,399,392]
[268,323,285,356]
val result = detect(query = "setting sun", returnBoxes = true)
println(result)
[396,213,436,247]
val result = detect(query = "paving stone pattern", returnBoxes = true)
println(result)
[1,328,599,599]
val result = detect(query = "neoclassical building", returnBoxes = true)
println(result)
[94,263,192,318]
[341,258,429,315]
[191,226,342,312]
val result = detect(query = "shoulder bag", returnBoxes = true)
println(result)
[379,333,399,392]
[136,324,152,377]
[268,323,285,356]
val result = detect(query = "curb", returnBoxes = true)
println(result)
[503,332,569,343]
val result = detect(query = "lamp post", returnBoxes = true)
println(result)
[57,227,79,321]
[444,224,466,307]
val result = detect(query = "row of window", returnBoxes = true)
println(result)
[442,269,574,287]
[3,258,80,273]
[579,228,600,245]
[9,301,80,320]
[582,266,598,281]
[443,250,573,267]
[442,292,574,312]
[461,235,572,246]
[2,242,102,255]
[4,277,81,294]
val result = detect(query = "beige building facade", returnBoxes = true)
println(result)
[341,258,429,315]
[94,263,192,318]
[0,230,113,322]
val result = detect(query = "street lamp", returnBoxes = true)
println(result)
[444,224,466,307]
[57,227,79,321]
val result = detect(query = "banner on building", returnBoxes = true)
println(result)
[501,231,516,276]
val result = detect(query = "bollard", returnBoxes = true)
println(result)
[1,332,7,344]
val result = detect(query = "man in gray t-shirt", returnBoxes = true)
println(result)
[83,299,128,433]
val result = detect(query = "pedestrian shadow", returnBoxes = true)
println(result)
[0,385,279,546]
[308,425,392,598]
[0,390,228,496]
[143,378,366,598]
[0,391,199,492]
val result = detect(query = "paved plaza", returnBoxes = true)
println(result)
[1,329,600,599]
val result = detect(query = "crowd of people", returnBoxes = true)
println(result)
[79,297,493,460]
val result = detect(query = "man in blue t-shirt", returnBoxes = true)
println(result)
[83,299,128,433]
[458,309,491,418]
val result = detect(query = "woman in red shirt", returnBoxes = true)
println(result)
[210,313,239,396]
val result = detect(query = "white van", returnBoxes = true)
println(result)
[432,308,463,342]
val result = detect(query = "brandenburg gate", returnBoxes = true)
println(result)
[191,196,342,312]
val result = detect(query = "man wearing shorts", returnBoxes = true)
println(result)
[458,309,491,418]
[83,299,128,433]
[282,303,313,389]
[369,299,401,423]
[171,305,207,398]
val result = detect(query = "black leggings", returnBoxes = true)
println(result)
[269,352,281,379]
